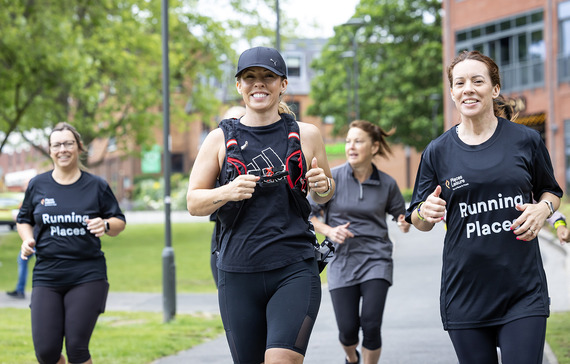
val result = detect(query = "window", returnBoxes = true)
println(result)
[107,137,117,153]
[286,55,302,77]
[171,153,184,173]
[559,1,570,82]
[455,9,545,92]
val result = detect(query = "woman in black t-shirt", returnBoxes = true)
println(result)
[187,47,334,364]
[405,51,562,364]
[18,122,126,364]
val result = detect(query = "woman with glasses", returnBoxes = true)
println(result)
[18,122,126,364]
[309,120,410,364]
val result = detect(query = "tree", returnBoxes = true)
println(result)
[0,0,275,163]
[308,0,443,150]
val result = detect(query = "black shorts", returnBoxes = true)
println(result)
[218,258,321,364]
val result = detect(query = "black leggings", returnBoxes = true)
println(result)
[448,316,547,364]
[30,280,109,364]
[218,259,321,364]
[329,279,390,350]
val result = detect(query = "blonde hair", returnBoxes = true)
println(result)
[278,101,296,119]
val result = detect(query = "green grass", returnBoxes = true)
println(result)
[547,311,570,364]
[0,222,222,364]
[0,308,223,364]
[0,222,219,293]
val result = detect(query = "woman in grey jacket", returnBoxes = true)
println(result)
[310,120,410,364]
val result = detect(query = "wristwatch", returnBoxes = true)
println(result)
[542,200,554,218]
[104,220,110,233]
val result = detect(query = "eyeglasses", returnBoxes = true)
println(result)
[50,141,76,151]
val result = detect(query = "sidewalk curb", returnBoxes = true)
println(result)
[544,342,559,364]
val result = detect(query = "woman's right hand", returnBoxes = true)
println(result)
[421,185,447,224]
[21,238,36,260]
[226,174,259,202]
[327,222,354,244]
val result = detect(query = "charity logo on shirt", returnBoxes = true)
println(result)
[446,175,468,190]
[459,193,524,239]
[41,198,57,207]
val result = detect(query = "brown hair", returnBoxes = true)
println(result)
[49,122,87,170]
[349,120,395,157]
[494,94,518,121]
[447,50,509,118]
[49,122,85,153]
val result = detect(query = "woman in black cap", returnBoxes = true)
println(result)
[187,46,335,364]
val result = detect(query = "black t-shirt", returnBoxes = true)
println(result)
[17,171,126,287]
[405,118,562,330]
[217,119,315,272]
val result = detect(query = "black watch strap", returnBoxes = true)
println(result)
[104,220,110,232]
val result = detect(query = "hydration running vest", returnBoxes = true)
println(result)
[215,113,312,246]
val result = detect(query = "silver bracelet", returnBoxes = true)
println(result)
[316,177,332,197]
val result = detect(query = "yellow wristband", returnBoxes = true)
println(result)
[416,202,426,221]
[554,220,567,229]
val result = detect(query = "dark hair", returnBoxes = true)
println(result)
[494,94,518,121]
[447,50,508,118]
[49,122,85,152]
[349,120,395,157]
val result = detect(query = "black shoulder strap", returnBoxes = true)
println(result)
[218,118,247,183]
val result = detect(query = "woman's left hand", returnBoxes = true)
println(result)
[87,217,107,238]
[512,202,550,241]
[306,157,330,195]
[397,214,411,233]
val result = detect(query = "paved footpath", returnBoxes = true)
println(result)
[1,217,567,363]
[151,221,567,364]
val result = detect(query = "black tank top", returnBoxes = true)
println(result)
[217,118,315,272]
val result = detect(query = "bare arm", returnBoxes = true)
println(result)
[17,222,36,260]
[410,185,446,232]
[310,216,354,244]
[299,122,335,204]
[186,128,259,216]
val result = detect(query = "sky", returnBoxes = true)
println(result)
[197,0,360,50]
[282,0,360,38]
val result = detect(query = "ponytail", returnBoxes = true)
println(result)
[278,101,296,119]
[494,95,518,121]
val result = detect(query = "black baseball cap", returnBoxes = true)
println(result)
[235,47,287,78]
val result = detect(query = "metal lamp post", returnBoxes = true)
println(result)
[341,51,355,124]
[161,0,176,323]
[341,17,366,121]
